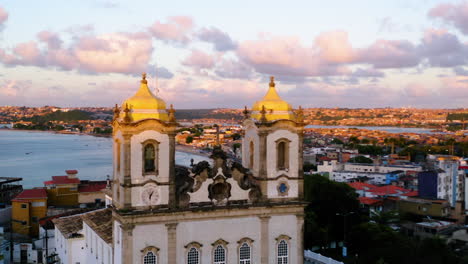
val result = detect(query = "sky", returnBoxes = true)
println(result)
[0,0,468,109]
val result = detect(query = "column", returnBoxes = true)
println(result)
[297,130,305,199]
[168,131,177,208]
[259,215,270,264]
[122,134,132,208]
[121,223,134,264]
[258,130,268,199]
[166,222,178,264]
[296,214,305,264]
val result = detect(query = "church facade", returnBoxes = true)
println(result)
[56,74,306,264]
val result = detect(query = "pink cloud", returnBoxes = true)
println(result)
[429,2,468,35]
[0,31,153,75]
[37,31,63,49]
[182,49,215,70]
[357,39,419,68]
[196,27,237,51]
[237,34,350,77]
[314,31,355,63]
[403,83,432,97]
[148,16,193,44]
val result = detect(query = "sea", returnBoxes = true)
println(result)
[0,130,210,188]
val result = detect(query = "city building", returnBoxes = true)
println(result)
[11,189,47,236]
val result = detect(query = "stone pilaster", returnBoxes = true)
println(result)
[296,214,305,264]
[258,130,268,199]
[168,131,176,208]
[121,223,135,264]
[122,134,132,208]
[297,130,305,199]
[166,222,178,264]
[259,215,270,264]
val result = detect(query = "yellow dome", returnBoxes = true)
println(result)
[121,73,169,122]
[251,77,295,121]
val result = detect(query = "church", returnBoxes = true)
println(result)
[54,74,306,264]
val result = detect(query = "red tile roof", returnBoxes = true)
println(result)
[404,191,419,197]
[14,189,47,199]
[370,185,410,196]
[348,182,377,191]
[359,197,383,206]
[44,176,80,185]
[78,182,107,193]
[65,170,78,174]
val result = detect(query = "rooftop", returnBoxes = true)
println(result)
[44,176,80,185]
[13,188,47,200]
[78,181,107,193]
[53,214,84,239]
[82,208,112,244]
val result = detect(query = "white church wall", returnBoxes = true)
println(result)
[176,217,261,264]
[113,130,124,181]
[227,178,250,201]
[267,178,299,199]
[188,181,211,203]
[269,214,299,264]
[132,223,168,264]
[266,130,299,179]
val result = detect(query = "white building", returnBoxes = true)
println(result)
[51,75,305,264]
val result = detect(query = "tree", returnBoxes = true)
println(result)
[304,174,360,250]
[348,156,373,164]
[331,138,344,145]
[185,136,193,144]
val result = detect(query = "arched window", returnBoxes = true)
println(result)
[276,139,290,171]
[249,141,254,169]
[144,144,155,172]
[277,240,288,264]
[213,245,226,264]
[239,242,251,264]
[143,251,157,264]
[142,140,159,174]
[187,247,200,264]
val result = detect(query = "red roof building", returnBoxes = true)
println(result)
[44,176,80,186]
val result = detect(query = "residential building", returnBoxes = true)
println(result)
[11,189,47,237]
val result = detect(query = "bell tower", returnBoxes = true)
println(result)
[242,76,305,200]
[111,73,177,210]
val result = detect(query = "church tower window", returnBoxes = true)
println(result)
[276,139,290,171]
[142,141,159,174]
[143,251,157,264]
[187,247,200,264]
[239,242,251,264]
[116,140,121,172]
[213,244,226,264]
[277,239,289,264]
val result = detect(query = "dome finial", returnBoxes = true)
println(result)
[141,72,147,84]
[269,76,275,87]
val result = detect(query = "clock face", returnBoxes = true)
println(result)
[141,185,159,205]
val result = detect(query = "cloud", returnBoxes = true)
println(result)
[350,67,385,78]
[148,16,193,44]
[196,27,237,51]
[214,59,254,79]
[145,64,174,79]
[0,31,154,75]
[182,49,215,70]
[237,34,350,77]
[403,83,433,97]
[419,29,468,67]
[357,39,420,68]
[428,1,468,35]
[0,80,32,106]
[453,66,468,76]
[0,7,8,31]
[37,31,63,49]
[314,31,355,63]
